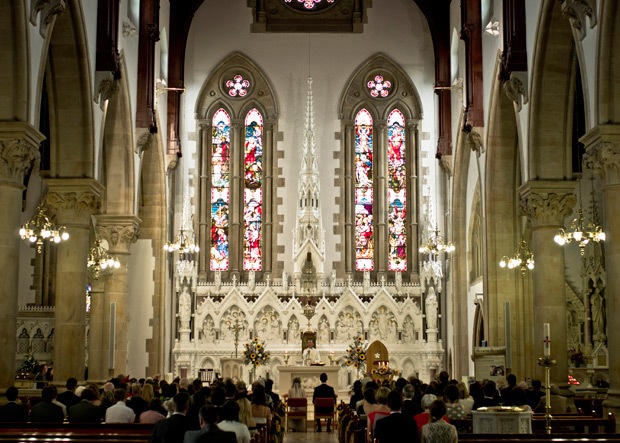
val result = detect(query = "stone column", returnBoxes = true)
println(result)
[45,178,103,383]
[97,215,140,377]
[519,181,576,384]
[582,124,620,424]
[0,122,43,387]
[86,278,106,381]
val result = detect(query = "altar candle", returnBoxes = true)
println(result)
[285,350,288,355]
[543,323,551,356]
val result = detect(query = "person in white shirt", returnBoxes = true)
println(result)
[217,401,251,443]
[105,388,136,423]
[302,339,321,366]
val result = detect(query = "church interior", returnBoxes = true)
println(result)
[2,0,620,437]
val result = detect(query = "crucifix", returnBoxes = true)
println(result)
[228,317,243,358]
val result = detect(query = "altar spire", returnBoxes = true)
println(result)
[293,77,325,289]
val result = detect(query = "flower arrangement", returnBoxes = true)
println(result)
[342,335,367,371]
[243,337,270,367]
[369,366,400,377]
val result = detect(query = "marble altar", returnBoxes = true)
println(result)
[278,365,340,394]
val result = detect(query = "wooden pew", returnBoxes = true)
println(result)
[459,434,620,443]
[0,422,154,442]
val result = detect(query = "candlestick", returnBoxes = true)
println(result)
[543,323,551,357]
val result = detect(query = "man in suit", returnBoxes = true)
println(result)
[127,384,149,419]
[534,384,569,414]
[149,392,192,443]
[57,377,81,409]
[0,386,28,422]
[29,386,64,423]
[68,387,102,423]
[375,390,420,443]
[500,374,517,406]
[312,372,336,432]
[183,405,236,443]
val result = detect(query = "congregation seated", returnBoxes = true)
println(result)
[57,377,81,409]
[127,383,149,419]
[402,383,423,419]
[420,400,457,443]
[414,394,450,435]
[149,391,192,443]
[374,390,419,443]
[534,384,569,414]
[106,388,135,423]
[68,385,102,423]
[140,398,166,424]
[236,397,257,432]
[443,384,466,420]
[480,381,500,408]
[0,386,28,422]
[217,400,251,443]
[250,385,272,424]
[183,405,236,443]
[456,382,474,414]
[30,386,64,423]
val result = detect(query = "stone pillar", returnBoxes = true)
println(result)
[0,122,43,387]
[97,215,140,377]
[582,124,620,424]
[519,181,576,384]
[87,278,106,381]
[45,178,103,383]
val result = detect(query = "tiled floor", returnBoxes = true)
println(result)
[282,430,339,442]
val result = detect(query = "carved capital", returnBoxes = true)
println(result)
[94,72,118,110]
[0,122,45,186]
[122,20,138,38]
[30,0,66,38]
[560,0,597,41]
[519,181,577,227]
[44,179,103,226]
[582,125,620,187]
[135,130,153,155]
[96,215,141,254]
[502,71,529,112]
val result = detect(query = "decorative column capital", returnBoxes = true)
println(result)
[96,215,141,254]
[0,122,44,186]
[44,178,103,226]
[519,180,577,228]
[582,124,620,187]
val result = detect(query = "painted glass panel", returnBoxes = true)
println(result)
[388,109,407,270]
[243,109,263,270]
[355,109,373,271]
[211,109,230,270]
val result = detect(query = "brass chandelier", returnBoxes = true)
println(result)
[87,240,120,280]
[164,227,199,254]
[19,204,69,253]
[499,240,534,274]
[418,225,455,255]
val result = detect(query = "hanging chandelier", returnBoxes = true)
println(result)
[554,179,605,255]
[418,225,455,255]
[499,240,534,274]
[87,240,120,280]
[164,227,199,254]
[19,204,69,253]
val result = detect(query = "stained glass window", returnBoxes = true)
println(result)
[387,109,407,270]
[367,75,392,98]
[355,109,373,271]
[284,0,335,10]
[243,109,263,271]
[226,75,250,97]
[211,109,230,271]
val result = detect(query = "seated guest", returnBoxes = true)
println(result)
[183,405,236,443]
[264,379,279,410]
[359,383,379,416]
[402,384,423,419]
[68,387,102,423]
[30,386,64,423]
[481,381,500,407]
[312,372,336,432]
[250,385,272,424]
[127,384,149,419]
[534,384,569,414]
[235,381,248,399]
[0,386,28,422]
[100,382,116,414]
[48,385,67,418]
[443,384,465,420]
[414,394,449,435]
[469,381,484,410]
[187,390,208,430]
[421,400,457,443]
[150,392,192,443]
[375,390,420,443]
[367,387,391,432]
[105,388,135,423]
[500,374,517,406]
[236,398,256,432]
[218,400,251,443]
[349,380,364,410]
[287,377,306,432]
[527,380,545,407]
[140,398,166,424]
[57,377,81,409]
[456,382,474,414]
[510,386,531,411]
[143,383,155,404]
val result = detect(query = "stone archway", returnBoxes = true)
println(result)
[597,0,620,124]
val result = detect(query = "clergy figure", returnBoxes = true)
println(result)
[303,339,321,366]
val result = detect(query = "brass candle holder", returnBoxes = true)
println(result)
[537,356,557,434]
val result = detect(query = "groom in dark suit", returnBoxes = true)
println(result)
[312,372,337,432]
[374,390,420,443]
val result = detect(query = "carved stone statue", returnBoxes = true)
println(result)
[591,288,606,343]
[402,317,415,343]
[318,318,330,344]
[425,287,438,330]
[203,316,216,343]
[288,317,300,343]
[179,286,192,330]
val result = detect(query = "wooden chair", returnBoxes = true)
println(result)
[286,397,308,432]
[314,397,336,431]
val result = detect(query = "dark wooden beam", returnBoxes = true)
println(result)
[136,0,160,130]
[501,0,528,76]
[95,0,120,73]
[461,0,484,128]
[166,0,205,156]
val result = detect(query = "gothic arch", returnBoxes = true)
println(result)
[194,52,279,282]
[0,0,28,121]
[597,0,620,123]
[468,183,482,284]
[337,53,422,280]
[39,0,95,178]
[528,0,578,180]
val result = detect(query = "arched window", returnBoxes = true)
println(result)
[210,109,231,271]
[195,52,278,281]
[387,109,407,271]
[243,109,263,271]
[338,54,422,281]
[355,109,374,271]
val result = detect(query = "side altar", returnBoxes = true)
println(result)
[278,365,340,394]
